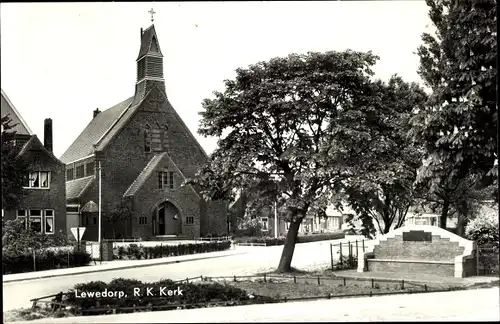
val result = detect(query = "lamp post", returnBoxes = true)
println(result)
[98,161,102,252]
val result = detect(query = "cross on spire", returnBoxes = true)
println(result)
[148,8,156,23]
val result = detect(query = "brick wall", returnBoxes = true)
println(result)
[373,234,465,262]
[4,137,67,237]
[368,260,455,277]
[359,225,476,278]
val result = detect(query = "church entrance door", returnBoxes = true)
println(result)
[157,201,182,235]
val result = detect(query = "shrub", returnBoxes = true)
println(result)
[2,249,91,274]
[64,278,272,314]
[465,209,499,247]
[113,241,232,260]
[233,232,345,246]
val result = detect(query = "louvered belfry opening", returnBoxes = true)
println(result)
[134,25,165,104]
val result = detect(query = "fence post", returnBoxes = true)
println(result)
[476,247,480,276]
[317,276,320,285]
[371,278,374,288]
[339,242,343,266]
[330,244,334,271]
[343,277,346,286]
[33,248,36,272]
[294,276,296,284]
[424,284,427,292]
[401,280,405,290]
[67,250,70,268]
[234,275,237,282]
[264,274,267,283]
[362,240,365,252]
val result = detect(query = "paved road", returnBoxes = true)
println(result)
[3,240,345,312]
[18,287,500,323]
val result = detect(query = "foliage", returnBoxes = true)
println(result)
[233,232,344,245]
[192,49,405,271]
[410,0,497,196]
[465,203,499,246]
[1,115,30,210]
[342,76,428,238]
[113,241,232,260]
[2,249,91,274]
[105,201,133,239]
[2,218,71,253]
[64,278,272,314]
[234,214,265,237]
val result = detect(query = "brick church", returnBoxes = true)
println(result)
[60,22,229,241]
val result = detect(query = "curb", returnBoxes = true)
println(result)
[3,251,246,284]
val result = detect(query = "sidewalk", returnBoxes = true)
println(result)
[3,249,245,283]
[15,287,500,323]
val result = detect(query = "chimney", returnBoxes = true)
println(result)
[93,108,101,118]
[44,118,53,152]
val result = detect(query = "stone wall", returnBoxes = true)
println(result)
[358,225,476,278]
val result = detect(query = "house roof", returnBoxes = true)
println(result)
[18,135,65,166]
[67,176,95,200]
[59,97,134,164]
[1,89,33,135]
[137,24,163,60]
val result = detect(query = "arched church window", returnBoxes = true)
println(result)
[144,124,152,152]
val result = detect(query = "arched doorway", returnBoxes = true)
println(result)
[155,201,182,235]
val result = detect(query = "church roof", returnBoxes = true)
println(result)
[67,175,95,200]
[60,97,133,164]
[124,152,166,197]
[137,25,162,60]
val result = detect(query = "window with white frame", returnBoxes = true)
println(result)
[29,209,42,232]
[17,209,27,228]
[44,210,54,234]
[260,217,268,231]
[25,172,50,189]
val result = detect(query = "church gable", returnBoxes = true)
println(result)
[123,152,199,198]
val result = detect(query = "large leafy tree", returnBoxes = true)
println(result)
[410,0,497,196]
[192,50,409,272]
[1,115,30,210]
[344,76,428,237]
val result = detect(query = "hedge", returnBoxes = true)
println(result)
[2,249,92,275]
[64,278,275,315]
[114,241,232,260]
[233,232,345,246]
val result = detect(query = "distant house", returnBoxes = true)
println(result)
[252,202,348,237]
[1,89,67,238]
[59,22,228,241]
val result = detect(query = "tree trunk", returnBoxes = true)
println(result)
[440,198,449,229]
[277,218,302,273]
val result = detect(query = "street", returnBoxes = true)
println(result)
[2,240,345,312]
[18,287,500,323]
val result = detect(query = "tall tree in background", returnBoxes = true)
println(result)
[1,115,29,210]
[410,0,497,211]
[344,76,428,237]
[192,50,392,272]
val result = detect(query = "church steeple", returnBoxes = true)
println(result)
[133,12,166,105]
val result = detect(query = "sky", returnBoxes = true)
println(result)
[1,1,433,159]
